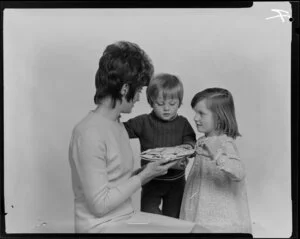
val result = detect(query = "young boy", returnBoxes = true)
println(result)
[123,73,196,218]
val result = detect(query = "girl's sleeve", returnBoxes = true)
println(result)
[182,119,197,147]
[71,129,141,217]
[123,116,143,139]
[215,141,246,181]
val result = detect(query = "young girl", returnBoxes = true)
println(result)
[179,88,252,233]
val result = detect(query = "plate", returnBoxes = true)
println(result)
[141,146,195,163]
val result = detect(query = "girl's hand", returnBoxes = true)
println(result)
[178,144,195,158]
[137,159,177,185]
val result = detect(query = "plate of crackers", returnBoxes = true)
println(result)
[141,146,195,163]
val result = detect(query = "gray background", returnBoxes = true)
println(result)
[4,3,292,237]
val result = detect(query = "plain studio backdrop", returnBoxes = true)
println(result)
[4,3,292,237]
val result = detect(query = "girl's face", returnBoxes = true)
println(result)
[193,99,217,137]
[153,92,180,121]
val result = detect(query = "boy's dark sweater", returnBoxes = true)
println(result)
[123,111,196,180]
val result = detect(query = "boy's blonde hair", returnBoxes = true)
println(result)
[191,88,241,139]
[146,73,184,107]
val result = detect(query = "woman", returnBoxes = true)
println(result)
[68,41,209,233]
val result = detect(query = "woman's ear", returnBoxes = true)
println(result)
[120,84,129,96]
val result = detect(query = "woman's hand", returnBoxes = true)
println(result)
[131,166,146,176]
[137,159,177,185]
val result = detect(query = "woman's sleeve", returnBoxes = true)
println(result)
[215,141,246,181]
[182,119,197,147]
[123,116,143,139]
[72,129,141,217]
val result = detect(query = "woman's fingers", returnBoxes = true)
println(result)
[161,170,168,175]
[145,159,179,177]
[156,158,169,165]
[160,161,177,171]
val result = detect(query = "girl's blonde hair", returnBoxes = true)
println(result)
[146,73,184,107]
[191,88,241,139]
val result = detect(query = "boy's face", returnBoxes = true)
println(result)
[193,99,216,137]
[152,93,180,121]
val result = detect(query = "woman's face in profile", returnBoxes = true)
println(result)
[121,87,143,114]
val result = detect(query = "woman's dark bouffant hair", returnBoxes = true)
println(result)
[94,41,154,108]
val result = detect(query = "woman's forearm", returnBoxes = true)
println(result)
[84,175,141,217]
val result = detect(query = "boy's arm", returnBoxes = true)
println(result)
[170,119,196,170]
[123,116,143,139]
[182,119,196,148]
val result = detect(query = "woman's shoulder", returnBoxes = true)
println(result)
[73,123,106,142]
[73,112,114,138]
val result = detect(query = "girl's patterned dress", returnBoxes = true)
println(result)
[180,134,252,233]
